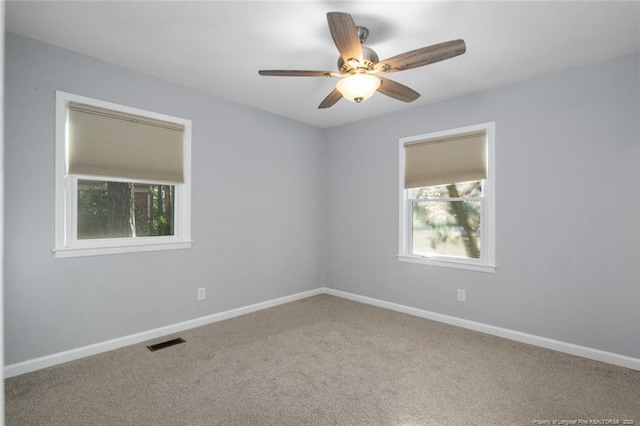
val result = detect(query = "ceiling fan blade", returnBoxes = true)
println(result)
[377,77,421,102]
[327,12,363,65]
[376,39,466,73]
[318,89,343,109]
[258,70,334,77]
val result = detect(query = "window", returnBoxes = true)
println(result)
[54,91,192,258]
[398,122,495,272]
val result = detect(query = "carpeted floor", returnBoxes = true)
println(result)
[5,294,640,425]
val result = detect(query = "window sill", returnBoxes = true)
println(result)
[53,240,192,258]
[397,254,496,273]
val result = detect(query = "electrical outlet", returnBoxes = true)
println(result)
[197,287,206,301]
[457,289,466,302]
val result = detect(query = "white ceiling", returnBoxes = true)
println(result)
[6,1,640,128]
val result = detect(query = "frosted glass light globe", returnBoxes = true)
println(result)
[336,74,381,103]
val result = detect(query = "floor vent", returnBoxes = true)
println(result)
[147,337,186,352]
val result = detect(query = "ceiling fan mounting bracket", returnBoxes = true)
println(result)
[356,26,369,44]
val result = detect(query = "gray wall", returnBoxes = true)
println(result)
[4,33,325,364]
[324,52,640,358]
[5,32,639,365]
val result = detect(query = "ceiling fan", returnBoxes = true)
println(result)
[258,12,466,109]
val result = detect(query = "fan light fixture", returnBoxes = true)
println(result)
[336,73,381,103]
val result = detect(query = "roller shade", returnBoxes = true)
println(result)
[404,131,486,189]
[67,102,185,183]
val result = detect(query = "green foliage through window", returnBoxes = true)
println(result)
[77,180,175,240]
[410,181,482,259]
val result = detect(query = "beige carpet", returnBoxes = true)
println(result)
[5,294,640,425]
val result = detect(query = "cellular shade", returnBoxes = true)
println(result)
[404,131,486,189]
[67,102,185,183]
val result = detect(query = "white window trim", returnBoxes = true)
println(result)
[54,91,192,258]
[397,122,496,273]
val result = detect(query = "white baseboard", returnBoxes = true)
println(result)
[324,288,640,371]
[4,288,324,378]
[6,286,639,378]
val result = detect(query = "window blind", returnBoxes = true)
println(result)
[404,131,486,189]
[67,102,185,183]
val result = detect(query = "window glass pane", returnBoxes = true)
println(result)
[77,179,175,239]
[410,180,482,199]
[412,200,481,259]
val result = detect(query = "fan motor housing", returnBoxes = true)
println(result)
[337,46,379,74]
